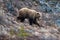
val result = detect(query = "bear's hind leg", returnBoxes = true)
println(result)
[20,17,25,22]
[17,16,25,22]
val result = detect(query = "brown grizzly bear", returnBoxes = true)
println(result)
[17,8,40,26]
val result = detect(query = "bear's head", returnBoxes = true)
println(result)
[36,12,40,20]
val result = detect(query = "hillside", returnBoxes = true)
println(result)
[0,0,60,40]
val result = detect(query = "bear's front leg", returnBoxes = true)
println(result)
[17,16,20,20]
[33,19,40,27]
[29,18,33,25]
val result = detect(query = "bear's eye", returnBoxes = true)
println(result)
[37,12,39,14]
[37,13,40,17]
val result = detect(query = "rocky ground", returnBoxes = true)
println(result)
[0,0,60,40]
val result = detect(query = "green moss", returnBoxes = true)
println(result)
[17,26,29,37]
[10,29,15,35]
[10,26,29,37]
[17,32,29,37]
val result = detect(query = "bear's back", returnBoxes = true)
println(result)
[19,7,36,13]
[18,7,38,18]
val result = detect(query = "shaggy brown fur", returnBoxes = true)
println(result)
[17,8,40,26]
